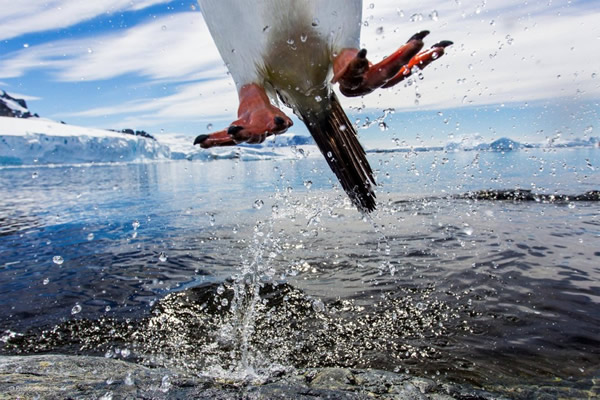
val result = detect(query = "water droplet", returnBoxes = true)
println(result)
[124,373,134,386]
[87,48,93,54]
[311,18,320,27]
[379,122,388,131]
[463,227,474,236]
[220,298,229,307]
[314,95,322,102]
[161,25,167,31]
[376,26,384,35]
[300,33,308,42]
[160,375,171,393]
[429,10,439,21]
[31,171,38,179]
[206,123,213,130]
[23,43,29,48]
[263,25,270,32]
[253,199,264,209]
[410,13,423,22]
[87,233,94,241]
[71,303,82,315]
[105,305,111,312]
[304,180,313,189]
[287,38,295,45]
[158,251,167,262]
[132,220,140,230]
[312,298,325,312]
[52,255,64,265]
[568,203,576,209]
[216,285,225,295]
[42,278,49,285]
[369,3,375,9]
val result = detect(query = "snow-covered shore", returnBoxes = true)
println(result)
[0,116,320,166]
[0,117,170,165]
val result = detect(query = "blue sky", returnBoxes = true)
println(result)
[1,0,598,147]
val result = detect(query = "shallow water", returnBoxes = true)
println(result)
[0,148,599,394]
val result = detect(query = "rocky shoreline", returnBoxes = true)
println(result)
[2,354,597,399]
[0,354,506,399]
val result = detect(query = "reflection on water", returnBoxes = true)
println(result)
[0,148,599,395]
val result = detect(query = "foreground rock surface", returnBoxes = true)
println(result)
[0,354,596,399]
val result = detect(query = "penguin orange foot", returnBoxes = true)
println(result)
[333,31,452,97]
[194,84,293,148]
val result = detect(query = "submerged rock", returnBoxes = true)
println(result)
[0,354,514,399]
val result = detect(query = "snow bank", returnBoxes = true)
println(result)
[0,117,170,165]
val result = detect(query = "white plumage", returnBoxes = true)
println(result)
[198,0,362,91]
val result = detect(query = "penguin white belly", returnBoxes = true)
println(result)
[198,0,362,91]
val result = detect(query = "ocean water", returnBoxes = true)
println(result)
[0,147,599,394]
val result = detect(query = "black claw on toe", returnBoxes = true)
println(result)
[432,40,454,48]
[409,30,430,42]
[193,134,210,146]
[274,116,286,126]
[227,125,244,136]
[357,48,367,58]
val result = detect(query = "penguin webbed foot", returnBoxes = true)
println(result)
[333,31,452,97]
[194,84,293,148]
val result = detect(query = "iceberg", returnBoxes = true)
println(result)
[158,132,318,162]
[0,117,170,166]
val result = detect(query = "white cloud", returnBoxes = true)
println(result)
[65,78,238,122]
[0,0,172,41]
[0,12,225,82]
[343,0,600,112]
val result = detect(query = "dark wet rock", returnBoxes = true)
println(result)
[394,189,600,206]
[0,355,514,400]
[457,189,600,202]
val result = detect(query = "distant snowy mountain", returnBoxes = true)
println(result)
[0,117,170,165]
[443,134,486,152]
[489,137,521,151]
[0,90,38,119]
[551,136,599,148]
